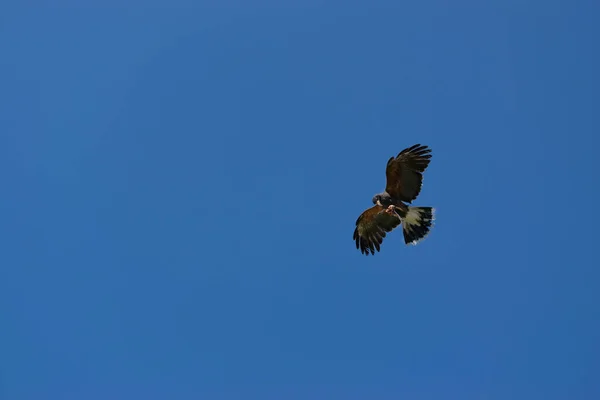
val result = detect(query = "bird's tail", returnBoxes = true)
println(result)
[402,206,435,245]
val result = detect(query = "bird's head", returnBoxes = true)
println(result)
[372,192,392,207]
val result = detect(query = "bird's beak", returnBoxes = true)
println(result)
[376,200,382,207]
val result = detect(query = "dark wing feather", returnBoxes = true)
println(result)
[385,144,432,203]
[353,205,402,255]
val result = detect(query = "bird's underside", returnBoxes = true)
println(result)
[353,144,435,256]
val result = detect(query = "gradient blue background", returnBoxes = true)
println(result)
[1,1,599,399]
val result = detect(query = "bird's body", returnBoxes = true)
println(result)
[353,144,435,255]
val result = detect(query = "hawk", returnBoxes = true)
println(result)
[353,144,435,255]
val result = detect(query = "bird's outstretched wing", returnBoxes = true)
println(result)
[353,205,402,255]
[385,144,432,203]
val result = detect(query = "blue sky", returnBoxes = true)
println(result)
[1,1,599,399]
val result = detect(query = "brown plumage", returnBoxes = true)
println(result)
[353,205,402,255]
[353,144,435,256]
[385,144,432,203]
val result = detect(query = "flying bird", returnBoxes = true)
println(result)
[353,144,435,255]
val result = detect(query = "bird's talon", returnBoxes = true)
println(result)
[385,205,401,218]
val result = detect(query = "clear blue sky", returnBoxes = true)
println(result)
[1,1,599,399]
